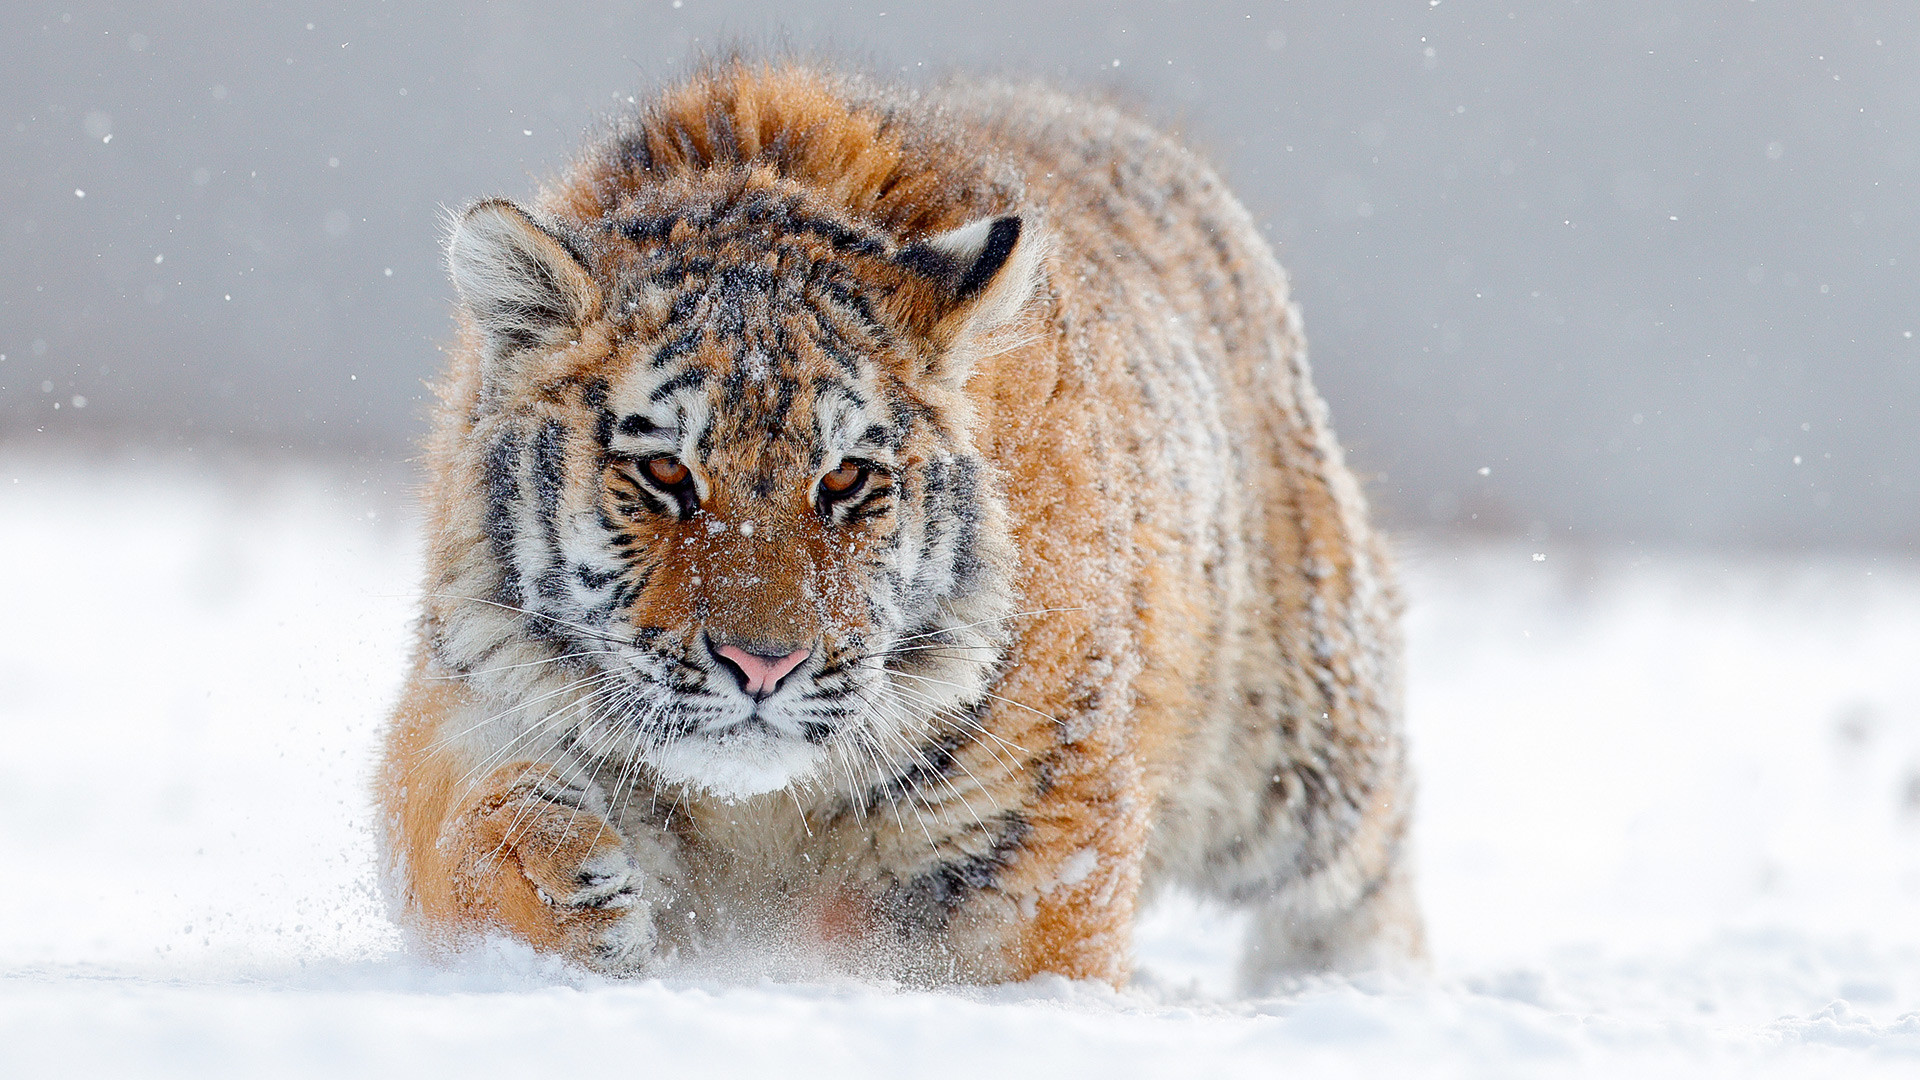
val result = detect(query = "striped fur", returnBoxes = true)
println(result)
[377,61,1422,988]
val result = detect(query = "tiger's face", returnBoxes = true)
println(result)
[440,190,1038,798]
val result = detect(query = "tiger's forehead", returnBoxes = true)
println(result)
[593,283,902,469]
[572,192,939,464]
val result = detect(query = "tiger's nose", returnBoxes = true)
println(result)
[711,643,812,700]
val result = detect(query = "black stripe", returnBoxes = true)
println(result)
[484,430,525,604]
[653,255,717,287]
[864,729,965,813]
[945,457,984,595]
[621,212,679,245]
[574,562,620,590]
[845,490,894,524]
[881,811,1031,933]
[715,261,778,296]
[810,375,868,412]
[584,379,613,446]
[649,366,707,402]
[530,420,568,571]
[818,280,893,344]
[664,290,703,327]
[653,326,704,367]
[609,473,673,520]
[615,128,652,172]
[790,214,888,257]
[806,323,867,378]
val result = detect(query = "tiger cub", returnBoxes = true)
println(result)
[377,61,1421,989]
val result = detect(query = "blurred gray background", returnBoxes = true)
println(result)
[4,1,1916,548]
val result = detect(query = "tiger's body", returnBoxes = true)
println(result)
[377,63,1420,988]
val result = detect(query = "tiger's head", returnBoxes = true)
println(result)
[430,181,1042,800]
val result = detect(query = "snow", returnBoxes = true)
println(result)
[3,455,1919,1077]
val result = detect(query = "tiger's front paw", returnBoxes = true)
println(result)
[518,835,662,973]
[454,767,670,974]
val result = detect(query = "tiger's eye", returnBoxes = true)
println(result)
[644,456,690,488]
[820,460,865,496]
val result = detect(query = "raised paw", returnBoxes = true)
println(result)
[447,765,666,974]
[519,840,659,972]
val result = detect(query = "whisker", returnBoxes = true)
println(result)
[550,690,631,850]
[868,691,992,836]
[428,592,637,649]
[783,782,815,838]
[849,723,919,844]
[826,733,867,823]
[485,681,637,861]
[448,671,628,796]
[610,692,670,831]
[889,607,1086,647]
[416,662,629,763]
[878,676,1032,765]
[428,667,626,770]
[845,685,991,853]
[561,682,658,849]
[426,648,621,681]
[876,666,1066,730]
[872,640,1005,656]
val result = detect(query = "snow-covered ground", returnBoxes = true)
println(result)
[3,454,1918,1077]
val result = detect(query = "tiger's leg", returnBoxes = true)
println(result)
[1235,844,1426,993]
[1231,783,1426,993]
[377,679,677,973]
[882,826,1147,986]
[892,747,1151,986]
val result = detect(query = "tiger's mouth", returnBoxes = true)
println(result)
[643,715,829,800]
[597,642,849,797]
[696,712,825,743]
[595,624,975,799]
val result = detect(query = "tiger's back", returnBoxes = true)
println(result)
[378,62,1419,987]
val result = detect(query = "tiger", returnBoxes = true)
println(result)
[376,60,1422,990]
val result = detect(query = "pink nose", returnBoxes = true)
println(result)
[714,644,811,699]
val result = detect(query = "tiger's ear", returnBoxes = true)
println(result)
[890,215,1044,376]
[447,199,600,391]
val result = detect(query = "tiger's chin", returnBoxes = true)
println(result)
[645,724,827,802]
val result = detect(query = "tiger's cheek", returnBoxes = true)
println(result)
[813,520,897,638]
[609,524,705,633]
